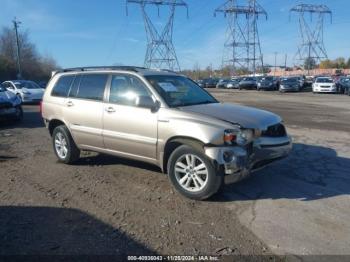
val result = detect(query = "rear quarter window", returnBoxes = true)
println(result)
[51,75,75,97]
[74,74,108,101]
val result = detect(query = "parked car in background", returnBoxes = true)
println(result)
[226,79,240,89]
[312,77,337,93]
[336,77,350,94]
[42,66,292,200]
[37,81,48,89]
[295,75,306,89]
[257,76,277,91]
[202,78,219,88]
[305,76,314,87]
[2,80,45,103]
[0,83,23,121]
[216,79,230,89]
[279,77,301,92]
[238,77,257,90]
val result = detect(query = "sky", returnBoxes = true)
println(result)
[0,0,349,70]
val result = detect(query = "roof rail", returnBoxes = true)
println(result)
[58,66,148,74]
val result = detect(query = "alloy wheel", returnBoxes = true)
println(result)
[54,132,68,159]
[174,154,209,192]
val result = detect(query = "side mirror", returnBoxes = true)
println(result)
[136,96,160,112]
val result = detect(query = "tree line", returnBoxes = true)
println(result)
[0,26,58,82]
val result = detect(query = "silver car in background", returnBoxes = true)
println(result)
[42,66,292,200]
[279,77,301,92]
[2,80,45,103]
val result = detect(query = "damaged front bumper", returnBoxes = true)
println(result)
[205,135,292,184]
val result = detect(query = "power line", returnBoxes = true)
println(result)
[126,0,188,71]
[290,4,332,73]
[214,0,267,76]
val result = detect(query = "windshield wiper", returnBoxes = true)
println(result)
[181,100,218,107]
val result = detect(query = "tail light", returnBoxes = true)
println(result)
[39,101,43,116]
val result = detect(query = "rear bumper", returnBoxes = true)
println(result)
[205,135,292,184]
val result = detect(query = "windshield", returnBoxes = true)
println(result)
[0,84,6,92]
[14,81,41,89]
[281,78,298,83]
[145,75,218,108]
[242,77,255,81]
[261,77,273,81]
[316,78,333,83]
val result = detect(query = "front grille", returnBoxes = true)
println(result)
[0,102,12,110]
[262,123,286,137]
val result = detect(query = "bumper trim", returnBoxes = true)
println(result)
[205,135,292,184]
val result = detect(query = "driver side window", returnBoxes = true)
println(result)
[4,83,13,90]
[109,75,152,107]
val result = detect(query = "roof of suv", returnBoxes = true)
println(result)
[54,66,179,77]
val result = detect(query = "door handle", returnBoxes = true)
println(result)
[66,101,74,107]
[105,107,116,113]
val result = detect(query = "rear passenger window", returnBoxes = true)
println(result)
[51,75,75,97]
[74,74,108,101]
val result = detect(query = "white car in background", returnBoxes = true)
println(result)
[2,80,45,103]
[312,77,337,93]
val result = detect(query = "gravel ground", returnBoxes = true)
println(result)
[0,89,349,258]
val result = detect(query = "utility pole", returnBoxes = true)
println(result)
[274,52,278,76]
[284,54,287,76]
[12,17,22,79]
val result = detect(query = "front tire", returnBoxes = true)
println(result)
[52,125,80,164]
[167,145,223,200]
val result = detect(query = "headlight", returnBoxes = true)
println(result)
[237,129,254,145]
[224,129,253,146]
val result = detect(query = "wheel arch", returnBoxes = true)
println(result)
[48,119,68,136]
[162,136,206,174]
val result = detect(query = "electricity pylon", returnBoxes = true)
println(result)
[290,4,332,70]
[215,0,267,76]
[126,0,188,71]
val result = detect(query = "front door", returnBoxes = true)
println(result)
[103,74,158,161]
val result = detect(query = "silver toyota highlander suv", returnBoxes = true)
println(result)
[42,66,292,200]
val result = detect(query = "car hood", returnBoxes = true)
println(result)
[0,90,16,103]
[179,103,282,130]
[240,80,256,84]
[21,88,44,94]
[260,81,273,85]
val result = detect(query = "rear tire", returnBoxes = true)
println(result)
[52,125,80,164]
[167,145,223,200]
[14,106,23,121]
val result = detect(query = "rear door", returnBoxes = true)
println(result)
[102,74,158,160]
[64,73,108,149]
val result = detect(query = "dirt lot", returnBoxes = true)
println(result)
[1,90,350,258]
